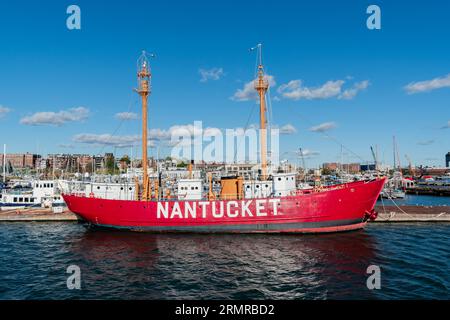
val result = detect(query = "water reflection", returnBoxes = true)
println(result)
[68,228,378,299]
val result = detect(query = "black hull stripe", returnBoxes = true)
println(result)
[91,218,364,233]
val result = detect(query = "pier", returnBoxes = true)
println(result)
[0,208,78,222]
[406,186,450,197]
[374,205,450,222]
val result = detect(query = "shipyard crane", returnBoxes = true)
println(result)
[405,154,415,177]
[299,148,307,181]
[393,136,402,173]
[370,146,378,171]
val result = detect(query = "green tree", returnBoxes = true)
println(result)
[106,157,117,175]
[120,155,130,165]
[177,161,187,168]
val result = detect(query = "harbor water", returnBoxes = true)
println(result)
[0,221,449,300]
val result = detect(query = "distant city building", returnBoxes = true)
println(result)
[446,152,450,168]
[47,154,96,172]
[93,155,104,170]
[0,153,39,169]
[360,164,376,171]
[36,158,48,170]
[322,162,361,174]
[420,167,450,176]
[323,162,339,171]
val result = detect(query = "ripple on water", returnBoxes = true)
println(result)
[0,222,449,299]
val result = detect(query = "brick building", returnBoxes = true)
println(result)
[0,153,39,169]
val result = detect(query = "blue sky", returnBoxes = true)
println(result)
[0,0,449,167]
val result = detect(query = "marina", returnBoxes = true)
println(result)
[0,0,449,304]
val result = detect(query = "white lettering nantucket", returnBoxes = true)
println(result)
[155,199,286,219]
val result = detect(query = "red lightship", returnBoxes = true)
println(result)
[63,48,385,233]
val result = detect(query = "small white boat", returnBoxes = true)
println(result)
[0,180,66,211]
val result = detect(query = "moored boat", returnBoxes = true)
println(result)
[63,47,385,233]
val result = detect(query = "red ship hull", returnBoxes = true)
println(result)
[63,178,385,234]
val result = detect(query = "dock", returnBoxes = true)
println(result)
[374,205,450,222]
[0,208,78,222]
[406,186,450,196]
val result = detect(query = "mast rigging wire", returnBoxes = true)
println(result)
[286,104,369,164]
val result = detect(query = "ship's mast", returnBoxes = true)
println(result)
[253,44,269,180]
[3,144,6,184]
[136,52,152,201]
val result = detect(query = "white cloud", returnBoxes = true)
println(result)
[278,80,343,100]
[295,149,320,159]
[73,122,292,149]
[58,143,75,148]
[115,112,139,120]
[20,107,89,126]
[199,68,224,82]
[277,78,369,100]
[72,123,222,148]
[73,133,144,148]
[231,75,276,101]
[339,80,370,100]
[417,139,435,146]
[404,74,450,94]
[279,124,297,135]
[441,121,450,129]
[0,106,11,118]
[309,122,337,132]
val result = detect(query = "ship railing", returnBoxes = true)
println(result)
[70,192,86,197]
[2,189,33,195]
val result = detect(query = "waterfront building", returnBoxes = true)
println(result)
[0,153,39,169]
